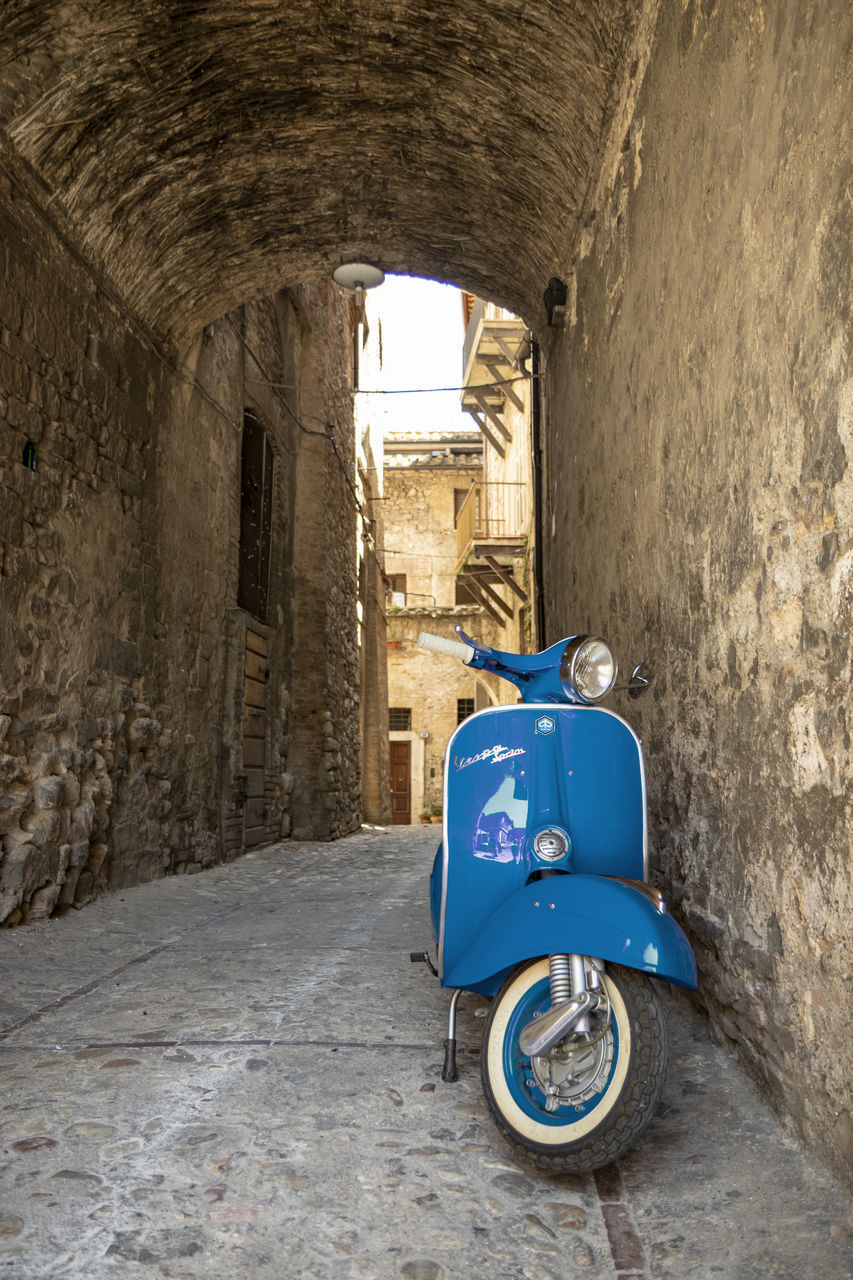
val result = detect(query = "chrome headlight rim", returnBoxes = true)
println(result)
[560,635,618,703]
[531,825,571,864]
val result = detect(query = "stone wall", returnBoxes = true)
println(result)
[388,609,505,818]
[358,431,392,828]
[283,293,364,840]
[543,0,851,1182]
[384,461,482,608]
[385,454,525,816]
[0,174,360,922]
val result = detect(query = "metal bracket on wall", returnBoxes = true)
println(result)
[464,407,505,457]
[481,554,528,602]
[460,573,507,627]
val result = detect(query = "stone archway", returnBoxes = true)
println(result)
[0,0,635,343]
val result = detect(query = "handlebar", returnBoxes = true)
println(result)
[417,632,476,664]
[418,625,601,705]
[418,624,635,706]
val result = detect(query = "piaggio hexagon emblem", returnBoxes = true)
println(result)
[535,715,556,735]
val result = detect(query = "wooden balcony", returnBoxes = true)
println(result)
[456,482,527,626]
[461,304,530,456]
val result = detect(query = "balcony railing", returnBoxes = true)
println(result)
[456,482,527,562]
[462,297,486,376]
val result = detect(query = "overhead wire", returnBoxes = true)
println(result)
[245,374,537,395]
[352,375,537,394]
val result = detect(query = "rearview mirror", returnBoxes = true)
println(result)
[627,660,653,699]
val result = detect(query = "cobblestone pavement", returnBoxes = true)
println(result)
[0,826,850,1280]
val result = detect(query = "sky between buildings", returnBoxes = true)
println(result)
[359,274,472,436]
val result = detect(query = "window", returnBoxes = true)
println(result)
[453,488,470,526]
[386,574,407,607]
[238,410,274,622]
[389,708,412,731]
[457,698,475,724]
[454,485,480,528]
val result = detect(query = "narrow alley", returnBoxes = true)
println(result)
[1,0,851,1236]
[0,826,850,1280]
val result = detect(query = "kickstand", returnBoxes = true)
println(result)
[442,988,463,1082]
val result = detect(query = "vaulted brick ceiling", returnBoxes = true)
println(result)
[0,1,633,343]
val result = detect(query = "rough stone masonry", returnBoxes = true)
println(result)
[0,180,363,919]
[543,1,852,1185]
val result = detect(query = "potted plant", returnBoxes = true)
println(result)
[419,811,431,824]
[430,805,443,824]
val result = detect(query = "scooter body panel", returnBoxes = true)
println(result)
[435,703,695,993]
[441,873,698,995]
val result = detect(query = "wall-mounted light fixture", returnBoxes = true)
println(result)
[332,262,385,308]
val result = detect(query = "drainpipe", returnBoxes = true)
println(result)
[530,337,547,647]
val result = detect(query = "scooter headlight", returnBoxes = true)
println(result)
[532,827,570,863]
[560,636,617,703]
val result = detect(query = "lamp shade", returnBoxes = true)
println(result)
[332,262,385,292]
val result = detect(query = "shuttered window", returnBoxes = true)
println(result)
[238,411,274,622]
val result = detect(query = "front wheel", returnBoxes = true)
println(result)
[481,958,667,1172]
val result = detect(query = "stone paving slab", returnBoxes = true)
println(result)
[0,827,850,1280]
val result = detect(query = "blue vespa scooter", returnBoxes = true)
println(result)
[411,626,697,1172]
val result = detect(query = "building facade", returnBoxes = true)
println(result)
[458,295,538,649]
[0,186,365,922]
[354,297,392,827]
[383,293,537,824]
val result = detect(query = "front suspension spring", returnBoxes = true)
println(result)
[549,953,572,1006]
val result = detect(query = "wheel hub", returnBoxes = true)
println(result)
[530,1003,614,1111]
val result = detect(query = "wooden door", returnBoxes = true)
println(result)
[390,740,411,825]
[238,413,273,622]
[243,629,269,846]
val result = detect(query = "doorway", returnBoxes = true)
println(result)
[390,739,411,824]
[243,628,269,846]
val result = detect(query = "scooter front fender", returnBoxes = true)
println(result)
[441,874,698,997]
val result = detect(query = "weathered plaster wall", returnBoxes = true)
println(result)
[388,610,502,818]
[0,176,359,921]
[384,457,524,814]
[357,434,392,829]
[384,462,481,607]
[544,1,851,1182]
